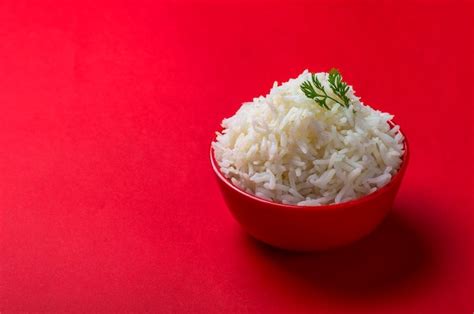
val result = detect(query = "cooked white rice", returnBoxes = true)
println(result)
[212,70,405,206]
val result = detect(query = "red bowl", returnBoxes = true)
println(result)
[210,132,409,251]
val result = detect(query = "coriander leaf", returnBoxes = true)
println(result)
[300,69,352,110]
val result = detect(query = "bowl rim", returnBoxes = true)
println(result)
[210,123,409,211]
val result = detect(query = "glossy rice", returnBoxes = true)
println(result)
[212,70,404,205]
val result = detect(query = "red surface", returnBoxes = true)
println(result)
[0,0,473,312]
[211,141,409,251]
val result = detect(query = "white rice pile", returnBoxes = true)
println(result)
[212,70,405,206]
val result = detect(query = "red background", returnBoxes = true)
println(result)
[1,0,473,312]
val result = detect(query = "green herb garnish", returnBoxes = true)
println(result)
[300,68,351,109]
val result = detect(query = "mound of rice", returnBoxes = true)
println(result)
[212,70,405,206]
